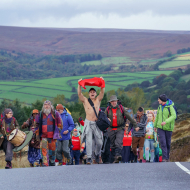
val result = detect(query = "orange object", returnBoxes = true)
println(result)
[32,109,39,114]
[78,77,105,89]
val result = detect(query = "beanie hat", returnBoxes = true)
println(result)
[32,109,39,114]
[56,104,64,110]
[159,94,168,102]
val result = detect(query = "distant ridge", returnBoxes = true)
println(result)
[0,25,190,58]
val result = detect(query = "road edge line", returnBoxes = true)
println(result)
[175,162,190,175]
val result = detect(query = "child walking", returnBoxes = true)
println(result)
[71,128,81,165]
[121,123,132,163]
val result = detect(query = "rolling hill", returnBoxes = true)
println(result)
[1,26,190,59]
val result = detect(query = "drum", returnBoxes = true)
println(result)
[8,129,26,147]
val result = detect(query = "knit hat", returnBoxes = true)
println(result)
[108,95,118,102]
[159,94,168,102]
[43,100,52,105]
[56,104,64,110]
[32,109,39,114]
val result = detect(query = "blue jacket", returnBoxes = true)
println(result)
[58,110,75,141]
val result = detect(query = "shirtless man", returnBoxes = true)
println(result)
[78,77,105,164]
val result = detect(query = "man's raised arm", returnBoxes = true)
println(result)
[97,77,105,101]
[78,79,86,103]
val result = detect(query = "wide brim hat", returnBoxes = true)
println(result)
[13,131,33,152]
[108,95,119,102]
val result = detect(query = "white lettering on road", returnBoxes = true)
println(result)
[175,162,190,175]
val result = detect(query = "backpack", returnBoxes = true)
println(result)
[159,105,178,120]
[106,101,127,122]
[88,98,110,132]
[168,105,178,121]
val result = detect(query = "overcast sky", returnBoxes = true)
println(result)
[0,0,190,30]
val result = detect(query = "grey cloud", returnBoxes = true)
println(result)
[0,0,189,25]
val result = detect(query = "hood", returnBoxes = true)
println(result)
[165,99,174,107]
[60,109,67,115]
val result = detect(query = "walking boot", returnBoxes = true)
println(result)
[67,157,72,165]
[95,154,100,164]
[5,161,12,169]
[30,163,34,167]
[113,155,122,163]
[87,158,92,165]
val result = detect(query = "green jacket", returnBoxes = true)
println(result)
[154,99,176,131]
[105,104,137,131]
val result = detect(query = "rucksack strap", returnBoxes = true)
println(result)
[119,104,125,118]
[167,107,171,115]
[106,107,110,116]
[88,98,98,119]
[13,117,16,125]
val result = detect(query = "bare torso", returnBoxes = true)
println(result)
[83,98,100,121]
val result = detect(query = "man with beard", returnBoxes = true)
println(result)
[35,100,62,166]
[78,77,105,165]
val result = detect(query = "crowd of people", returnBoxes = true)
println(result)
[0,77,177,169]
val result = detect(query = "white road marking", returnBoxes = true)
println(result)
[175,162,190,175]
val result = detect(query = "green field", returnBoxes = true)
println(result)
[159,60,190,69]
[159,54,190,69]
[174,55,190,61]
[0,70,173,104]
[81,57,135,66]
[140,57,171,65]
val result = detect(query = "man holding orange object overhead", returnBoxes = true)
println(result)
[78,77,105,165]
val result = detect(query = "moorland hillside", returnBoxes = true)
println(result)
[1,26,190,59]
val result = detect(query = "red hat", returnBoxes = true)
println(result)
[73,128,78,132]
[56,104,64,110]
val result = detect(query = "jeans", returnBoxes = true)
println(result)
[144,139,154,162]
[157,128,172,160]
[71,150,80,165]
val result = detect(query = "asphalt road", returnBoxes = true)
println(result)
[0,162,190,190]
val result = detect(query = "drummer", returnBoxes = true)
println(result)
[0,108,20,169]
